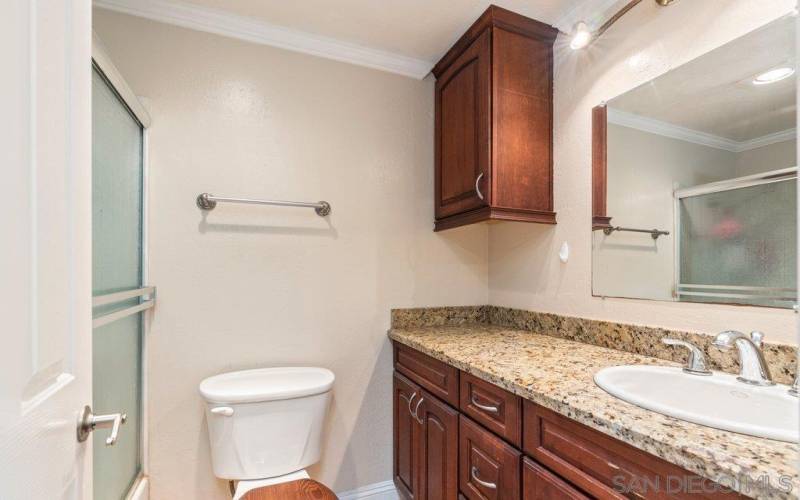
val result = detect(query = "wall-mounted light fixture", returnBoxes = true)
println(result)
[569,22,593,50]
[569,0,675,50]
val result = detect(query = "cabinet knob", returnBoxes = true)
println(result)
[475,172,485,201]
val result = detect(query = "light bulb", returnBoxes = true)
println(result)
[570,22,592,50]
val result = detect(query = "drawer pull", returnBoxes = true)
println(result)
[471,466,497,490]
[470,394,499,414]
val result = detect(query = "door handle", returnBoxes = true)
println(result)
[77,405,127,446]
[475,172,485,200]
[407,392,417,416]
[412,397,424,424]
[471,466,497,490]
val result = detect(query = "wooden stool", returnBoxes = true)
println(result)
[241,479,338,500]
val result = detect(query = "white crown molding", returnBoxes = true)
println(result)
[337,480,398,500]
[737,128,797,151]
[607,108,796,153]
[93,0,433,80]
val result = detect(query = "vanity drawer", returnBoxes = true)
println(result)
[394,341,459,406]
[522,401,745,500]
[522,458,589,500]
[460,372,521,446]
[459,415,521,500]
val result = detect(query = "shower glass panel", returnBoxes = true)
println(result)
[92,66,144,500]
[678,178,796,308]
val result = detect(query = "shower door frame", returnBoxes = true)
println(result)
[672,166,798,307]
[92,32,153,500]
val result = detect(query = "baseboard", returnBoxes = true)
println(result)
[337,480,398,500]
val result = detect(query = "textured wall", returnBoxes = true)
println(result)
[489,0,798,345]
[93,10,488,499]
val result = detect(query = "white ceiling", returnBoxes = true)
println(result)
[95,0,606,77]
[609,15,796,142]
[161,0,581,61]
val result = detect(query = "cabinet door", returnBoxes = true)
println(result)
[395,372,422,500]
[417,390,459,500]
[522,458,588,500]
[435,28,491,219]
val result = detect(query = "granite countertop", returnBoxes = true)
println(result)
[388,323,799,500]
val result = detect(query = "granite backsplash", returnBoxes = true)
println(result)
[390,305,797,385]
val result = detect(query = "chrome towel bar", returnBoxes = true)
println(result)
[196,193,331,217]
[602,226,670,240]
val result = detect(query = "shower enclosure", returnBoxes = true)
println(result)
[675,168,797,308]
[92,38,154,500]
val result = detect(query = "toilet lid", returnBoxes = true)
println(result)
[199,367,335,404]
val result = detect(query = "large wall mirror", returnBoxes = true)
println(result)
[592,14,796,309]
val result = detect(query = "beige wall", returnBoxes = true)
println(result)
[489,0,797,344]
[93,10,488,499]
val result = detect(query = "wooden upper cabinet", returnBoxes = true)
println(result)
[433,5,558,231]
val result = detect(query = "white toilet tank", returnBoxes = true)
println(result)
[199,367,335,480]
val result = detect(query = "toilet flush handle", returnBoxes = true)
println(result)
[210,406,234,417]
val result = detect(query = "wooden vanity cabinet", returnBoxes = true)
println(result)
[394,371,459,500]
[432,6,558,231]
[393,341,747,500]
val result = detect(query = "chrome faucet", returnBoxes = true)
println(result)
[662,338,711,375]
[712,330,774,386]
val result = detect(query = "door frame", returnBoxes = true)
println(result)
[92,32,153,500]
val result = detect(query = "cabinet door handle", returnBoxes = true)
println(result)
[470,394,499,414]
[407,392,417,416]
[475,172,485,200]
[471,466,497,490]
[412,397,425,424]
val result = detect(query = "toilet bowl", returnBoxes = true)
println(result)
[199,366,335,499]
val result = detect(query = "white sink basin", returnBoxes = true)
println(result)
[594,365,799,443]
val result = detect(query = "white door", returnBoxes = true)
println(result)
[0,1,93,499]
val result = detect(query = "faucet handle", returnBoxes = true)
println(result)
[749,331,764,348]
[790,376,799,397]
[662,338,712,376]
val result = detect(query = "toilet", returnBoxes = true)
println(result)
[199,366,336,499]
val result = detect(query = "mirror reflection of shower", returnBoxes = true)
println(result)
[592,15,797,309]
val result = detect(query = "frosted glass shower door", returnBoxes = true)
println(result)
[92,66,144,500]
[677,176,796,308]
